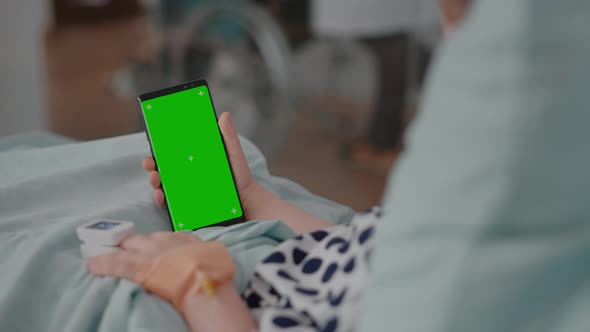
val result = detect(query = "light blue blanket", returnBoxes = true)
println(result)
[0,132,354,331]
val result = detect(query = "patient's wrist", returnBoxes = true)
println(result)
[136,241,236,315]
[183,284,257,332]
[242,182,280,221]
[241,181,332,234]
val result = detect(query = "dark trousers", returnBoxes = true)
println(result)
[362,33,430,150]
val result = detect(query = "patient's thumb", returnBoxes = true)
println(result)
[218,112,247,164]
[219,112,237,141]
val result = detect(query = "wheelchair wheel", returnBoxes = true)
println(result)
[165,2,295,158]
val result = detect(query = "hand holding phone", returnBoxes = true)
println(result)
[142,110,337,235]
[139,80,247,231]
[143,111,256,206]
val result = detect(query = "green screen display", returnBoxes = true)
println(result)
[141,85,243,231]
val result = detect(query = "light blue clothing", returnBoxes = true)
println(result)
[360,0,590,331]
[0,132,354,332]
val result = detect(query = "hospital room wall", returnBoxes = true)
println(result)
[0,0,50,137]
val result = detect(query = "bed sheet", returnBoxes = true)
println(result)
[0,132,354,332]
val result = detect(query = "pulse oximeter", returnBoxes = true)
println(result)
[77,220,135,258]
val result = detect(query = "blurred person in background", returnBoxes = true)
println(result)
[86,1,473,331]
[311,0,439,171]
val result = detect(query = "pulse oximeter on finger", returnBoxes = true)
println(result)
[77,220,135,246]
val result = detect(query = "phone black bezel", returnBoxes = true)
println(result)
[138,78,246,231]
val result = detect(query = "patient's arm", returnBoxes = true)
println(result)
[242,182,333,234]
[143,112,332,234]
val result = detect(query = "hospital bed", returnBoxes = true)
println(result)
[0,131,353,331]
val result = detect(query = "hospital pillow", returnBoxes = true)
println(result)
[360,0,590,331]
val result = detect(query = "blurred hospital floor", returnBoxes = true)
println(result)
[44,16,390,211]
[270,111,390,211]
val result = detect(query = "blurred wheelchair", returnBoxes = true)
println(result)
[112,0,294,157]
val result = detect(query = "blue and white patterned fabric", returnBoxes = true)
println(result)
[244,208,380,332]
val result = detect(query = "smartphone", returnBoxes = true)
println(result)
[138,79,245,231]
